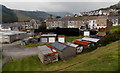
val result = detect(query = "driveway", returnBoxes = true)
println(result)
[2,45,39,60]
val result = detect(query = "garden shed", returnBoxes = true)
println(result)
[58,35,65,43]
[73,40,91,52]
[40,34,57,43]
[51,42,76,60]
[82,37,100,43]
[66,42,83,54]
[38,45,58,64]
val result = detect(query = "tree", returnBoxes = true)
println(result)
[56,16,61,18]
[38,22,46,30]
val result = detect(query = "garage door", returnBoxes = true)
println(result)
[58,37,65,43]
[41,38,47,43]
[49,37,55,43]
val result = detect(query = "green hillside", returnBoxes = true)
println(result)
[0,5,51,23]
[100,2,120,10]
[2,40,119,71]
[1,5,18,23]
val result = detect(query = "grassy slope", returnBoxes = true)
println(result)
[2,40,119,71]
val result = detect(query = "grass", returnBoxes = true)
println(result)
[2,40,119,71]
[65,36,83,42]
[107,26,120,34]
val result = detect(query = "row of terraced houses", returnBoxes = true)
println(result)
[46,16,120,30]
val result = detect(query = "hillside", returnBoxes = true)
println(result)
[47,12,73,17]
[0,5,51,23]
[1,5,18,23]
[3,40,119,71]
[99,2,120,10]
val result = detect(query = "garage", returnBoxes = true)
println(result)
[40,34,57,43]
[41,38,47,43]
[58,35,65,43]
[49,37,55,43]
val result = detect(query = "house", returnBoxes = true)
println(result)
[38,45,58,64]
[46,16,71,29]
[58,35,65,43]
[68,17,82,28]
[96,16,113,30]
[51,42,76,60]
[108,16,120,26]
[46,18,63,29]
[0,30,27,43]
[0,24,11,31]
[9,19,41,31]
[9,22,24,31]
[88,19,97,30]
[40,34,57,43]
[99,10,110,15]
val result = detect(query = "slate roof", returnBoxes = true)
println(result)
[51,42,68,51]
[38,45,53,55]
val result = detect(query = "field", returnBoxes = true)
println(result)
[2,40,119,71]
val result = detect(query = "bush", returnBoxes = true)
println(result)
[97,31,120,47]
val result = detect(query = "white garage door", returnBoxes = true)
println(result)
[49,37,55,43]
[41,38,47,43]
[58,37,65,43]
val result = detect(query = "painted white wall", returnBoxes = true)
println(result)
[88,20,97,30]
[58,37,65,43]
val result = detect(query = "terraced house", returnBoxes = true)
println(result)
[46,16,118,30]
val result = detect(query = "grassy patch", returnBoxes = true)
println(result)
[65,36,83,42]
[107,26,120,34]
[2,40,119,71]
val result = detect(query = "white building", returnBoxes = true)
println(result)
[0,31,27,43]
[0,24,11,31]
[88,20,97,30]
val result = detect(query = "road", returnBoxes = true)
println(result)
[2,44,39,60]
[0,41,39,66]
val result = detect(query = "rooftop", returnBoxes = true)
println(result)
[74,40,91,45]
[51,42,68,51]
[41,34,57,37]
[82,37,100,43]
[38,45,58,56]
[0,30,26,36]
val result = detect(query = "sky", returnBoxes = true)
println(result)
[0,0,119,13]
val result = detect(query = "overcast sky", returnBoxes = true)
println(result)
[0,0,119,13]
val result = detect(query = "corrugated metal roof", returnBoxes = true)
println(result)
[74,40,91,45]
[96,33,106,37]
[0,31,26,36]
[82,37,100,43]
[66,42,78,48]
[38,45,53,55]
[41,34,57,37]
[58,35,65,37]
[75,39,82,41]
[51,42,67,51]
